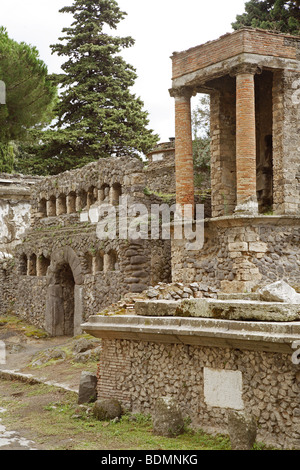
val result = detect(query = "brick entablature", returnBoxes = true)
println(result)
[171,28,300,81]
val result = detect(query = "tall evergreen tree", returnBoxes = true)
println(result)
[232,0,300,35]
[22,0,158,175]
[0,27,57,173]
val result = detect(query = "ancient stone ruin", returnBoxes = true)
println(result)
[0,28,300,450]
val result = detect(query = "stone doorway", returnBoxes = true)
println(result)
[52,263,75,336]
[45,247,84,337]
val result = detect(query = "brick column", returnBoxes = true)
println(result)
[170,87,194,216]
[233,65,261,215]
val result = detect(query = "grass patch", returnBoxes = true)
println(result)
[0,314,49,339]
[0,379,232,451]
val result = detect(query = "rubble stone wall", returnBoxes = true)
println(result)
[0,173,41,254]
[273,70,300,214]
[97,338,300,450]
[0,157,172,330]
[171,216,300,293]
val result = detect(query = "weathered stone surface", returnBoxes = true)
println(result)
[30,347,67,367]
[73,346,101,363]
[72,337,101,354]
[152,397,184,437]
[78,371,97,404]
[259,280,300,303]
[227,410,257,450]
[135,297,300,322]
[135,300,180,317]
[93,398,122,421]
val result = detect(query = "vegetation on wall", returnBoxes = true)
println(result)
[232,0,300,35]
[192,95,211,188]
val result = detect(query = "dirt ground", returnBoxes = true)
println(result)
[0,324,98,391]
[0,322,102,450]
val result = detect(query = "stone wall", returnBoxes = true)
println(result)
[210,78,236,218]
[0,173,41,254]
[145,142,176,195]
[0,257,15,315]
[97,338,300,450]
[9,224,170,331]
[171,215,300,294]
[273,69,300,214]
[1,156,172,332]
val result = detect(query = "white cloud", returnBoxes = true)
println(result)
[0,0,247,142]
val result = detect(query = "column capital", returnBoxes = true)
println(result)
[230,63,262,77]
[169,86,195,100]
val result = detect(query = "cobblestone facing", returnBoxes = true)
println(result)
[97,339,300,450]
[171,218,300,293]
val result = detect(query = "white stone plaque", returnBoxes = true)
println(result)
[203,367,244,410]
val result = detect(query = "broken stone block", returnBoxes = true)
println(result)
[72,337,101,354]
[73,346,101,363]
[259,280,300,303]
[93,398,122,421]
[77,371,97,405]
[152,396,184,438]
[227,410,257,450]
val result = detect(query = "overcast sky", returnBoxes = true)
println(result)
[1,0,247,142]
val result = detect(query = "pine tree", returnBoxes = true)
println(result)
[0,27,57,173]
[232,0,300,36]
[22,0,159,175]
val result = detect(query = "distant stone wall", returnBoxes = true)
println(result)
[10,226,170,330]
[1,156,172,331]
[145,142,176,195]
[0,173,41,254]
[97,338,300,450]
[0,258,15,315]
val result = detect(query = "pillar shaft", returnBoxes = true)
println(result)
[174,89,194,211]
[235,70,258,214]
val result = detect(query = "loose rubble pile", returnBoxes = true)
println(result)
[145,282,218,301]
[96,282,218,317]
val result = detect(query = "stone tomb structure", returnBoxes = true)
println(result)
[0,156,172,335]
[170,27,300,294]
[83,29,300,450]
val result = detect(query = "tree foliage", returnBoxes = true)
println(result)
[22,0,159,175]
[192,95,211,188]
[0,27,57,172]
[232,0,300,35]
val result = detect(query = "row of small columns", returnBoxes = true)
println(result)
[170,63,262,217]
[20,254,50,277]
[39,183,122,218]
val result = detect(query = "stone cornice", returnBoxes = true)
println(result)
[82,314,300,354]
